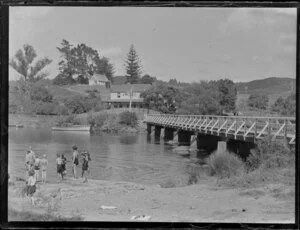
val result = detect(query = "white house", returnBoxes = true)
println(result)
[89,74,110,86]
[102,84,151,109]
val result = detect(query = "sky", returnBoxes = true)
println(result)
[9,7,297,83]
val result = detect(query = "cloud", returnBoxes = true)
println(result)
[11,7,53,20]
[100,47,122,58]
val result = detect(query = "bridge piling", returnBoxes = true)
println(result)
[154,126,162,139]
[147,124,152,134]
[178,130,192,146]
[164,127,175,141]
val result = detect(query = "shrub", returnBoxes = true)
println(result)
[56,115,86,127]
[33,102,57,115]
[64,96,88,114]
[30,85,53,103]
[54,105,69,115]
[119,111,138,127]
[206,150,245,179]
[247,93,269,110]
[87,113,107,127]
[245,140,294,171]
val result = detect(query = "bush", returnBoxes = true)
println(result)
[247,93,269,110]
[56,115,86,127]
[247,140,294,170]
[119,111,138,127]
[87,113,107,127]
[53,105,69,115]
[206,150,245,179]
[64,96,88,114]
[33,102,57,115]
[30,85,53,103]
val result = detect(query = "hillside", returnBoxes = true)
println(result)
[236,77,295,95]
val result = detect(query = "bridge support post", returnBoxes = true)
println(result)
[164,128,175,141]
[197,134,220,154]
[147,124,152,134]
[160,128,165,139]
[178,130,192,146]
[227,139,256,160]
[154,126,162,139]
[189,134,198,150]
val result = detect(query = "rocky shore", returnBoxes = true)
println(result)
[8,177,295,222]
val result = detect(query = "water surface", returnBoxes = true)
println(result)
[9,127,203,186]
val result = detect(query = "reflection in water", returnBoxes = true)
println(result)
[9,127,206,186]
[119,134,138,145]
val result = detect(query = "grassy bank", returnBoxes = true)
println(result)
[205,140,295,189]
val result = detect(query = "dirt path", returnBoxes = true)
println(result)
[8,178,295,223]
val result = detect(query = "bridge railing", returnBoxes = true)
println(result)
[144,114,296,144]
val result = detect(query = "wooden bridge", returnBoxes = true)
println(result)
[144,114,296,145]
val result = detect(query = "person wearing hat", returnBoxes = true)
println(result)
[72,145,79,179]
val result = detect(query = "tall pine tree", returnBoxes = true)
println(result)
[125,44,142,84]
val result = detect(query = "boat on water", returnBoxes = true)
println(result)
[51,125,91,132]
[9,124,24,128]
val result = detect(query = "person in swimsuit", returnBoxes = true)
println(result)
[61,154,67,176]
[72,146,79,179]
[40,154,48,183]
[56,153,63,181]
[81,153,89,183]
[33,155,41,181]
[25,150,32,180]
[26,169,37,206]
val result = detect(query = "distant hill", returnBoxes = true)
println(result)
[236,77,295,95]
[236,77,296,114]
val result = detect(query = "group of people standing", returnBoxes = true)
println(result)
[56,145,91,183]
[24,145,92,205]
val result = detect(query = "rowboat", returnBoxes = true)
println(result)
[51,125,91,132]
[9,124,24,128]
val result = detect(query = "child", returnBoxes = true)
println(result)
[72,146,79,179]
[26,170,37,206]
[40,154,48,183]
[56,153,63,181]
[33,155,41,181]
[81,153,89,183]
[61,154,67,176]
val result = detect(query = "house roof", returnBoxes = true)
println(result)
[102,98,144,103]
[110,84,151,93]
[90,74,109,82]
[112,76,127,85]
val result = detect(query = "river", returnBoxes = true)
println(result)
[8,127,206,186]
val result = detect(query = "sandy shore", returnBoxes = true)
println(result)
[8,177,295,223]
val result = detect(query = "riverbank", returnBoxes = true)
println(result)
[9,113,146,133]
[8,175,294,222]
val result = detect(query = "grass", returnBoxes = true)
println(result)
[8,208,83,221]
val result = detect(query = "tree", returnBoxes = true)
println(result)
[10,44,52,82]
[53,73,76,85]
[30,84,53,103]
[139,74,156,84]
[271,93,295,116]
[141,82,178,113]
[247,93,269,109]
[57,39,115,83]
[211,79,237,112]
[125,44,142,84]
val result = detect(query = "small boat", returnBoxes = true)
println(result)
[51,125,91,132]
[9,124,24,128]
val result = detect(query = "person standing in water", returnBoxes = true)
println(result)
[72,146,79,179]
[33,155,41,181]
[61,154,67,176]
[40,154,48,183]
[81,152,89,183]
[56,153,63,181]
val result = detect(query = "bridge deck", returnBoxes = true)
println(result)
[145,114,296,144]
